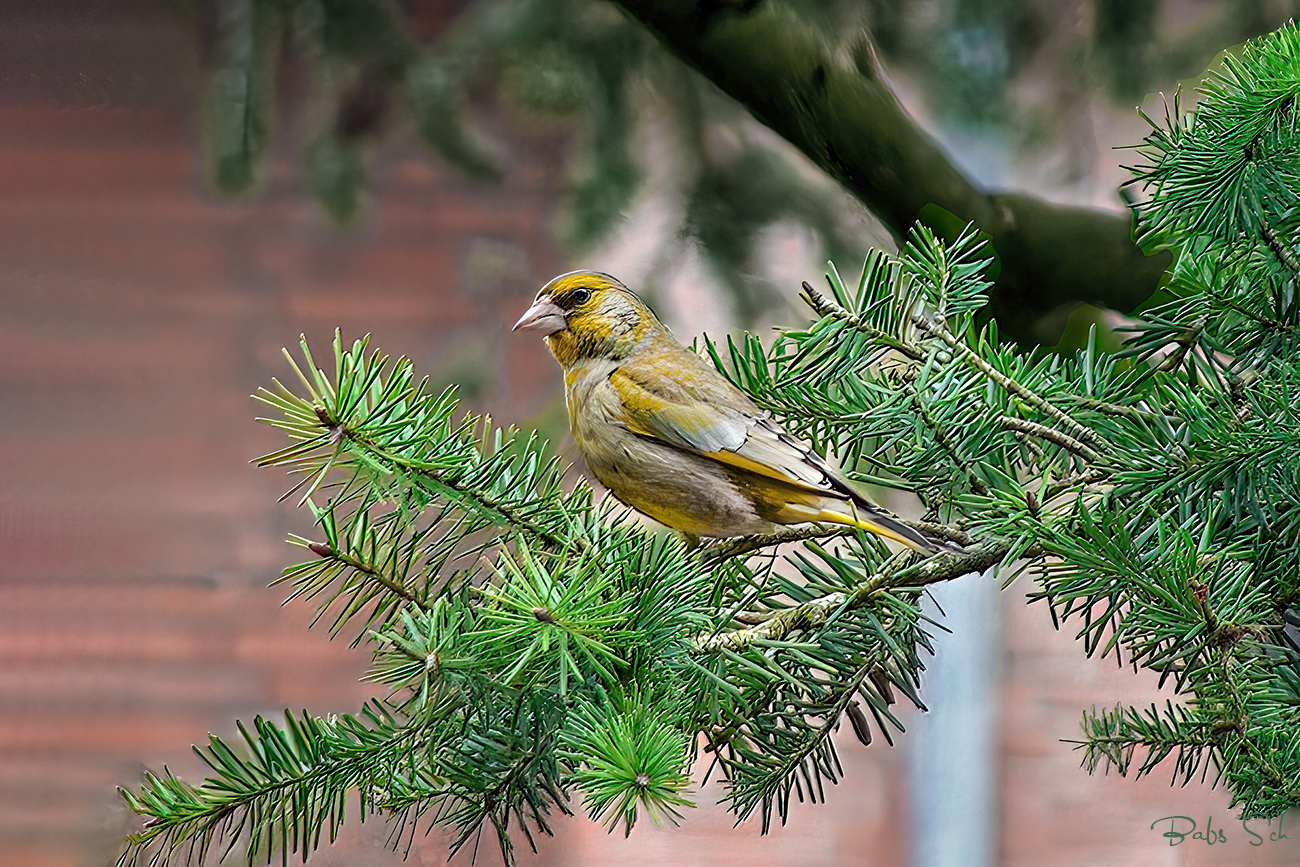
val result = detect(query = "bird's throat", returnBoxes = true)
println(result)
[545,330,585,368]
[546,327,626,368]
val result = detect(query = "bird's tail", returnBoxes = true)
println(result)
[814,503,946,556]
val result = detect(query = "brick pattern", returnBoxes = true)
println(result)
[0,95,576,865]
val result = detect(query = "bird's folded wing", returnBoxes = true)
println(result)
[610,364,846,495]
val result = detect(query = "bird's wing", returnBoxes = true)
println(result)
[609,360,845,495]
[610,356,939,554]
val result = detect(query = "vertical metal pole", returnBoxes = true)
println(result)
[907,571,1001,867]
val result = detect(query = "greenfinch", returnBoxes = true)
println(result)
[513,270,936,554]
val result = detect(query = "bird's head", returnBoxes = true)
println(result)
[513,270,664,367]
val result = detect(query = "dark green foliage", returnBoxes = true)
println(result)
[1130,28,1299,248]
[194,0,874,321]
[711,541,933,830]
[119,705,425,865]
[702,22,1300,827]
[302,135,366,224]
[1124,23,1300,384]
[118,317,977,866]
[1032,23,1300,817]
[202,0,282,195]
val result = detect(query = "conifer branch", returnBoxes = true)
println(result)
[910,385,991,495]
[907,520,976,547]
[1042,468,1111,501]
[1060,394,1159,420]
[1211,648,1300,803]
[119,27,1300,859]
[1261,223,1300,276]
[999,416,1103,464]
[313,407,580,553]
[1156,319,1207,372]
[305,540,426,608]
[698,525,854,562]
[692,539,1011,653]
[120,710,430,867]
[698,519,972,563]
[800,281,926,361]
[913,313,1103,448]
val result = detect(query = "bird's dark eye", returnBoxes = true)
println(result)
[569,288,591,306]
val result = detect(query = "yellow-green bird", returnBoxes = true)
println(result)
[513,270,936,554]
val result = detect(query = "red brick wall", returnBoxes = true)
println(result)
[0,26,577,860]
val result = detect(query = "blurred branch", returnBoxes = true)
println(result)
[609,0,1172,338]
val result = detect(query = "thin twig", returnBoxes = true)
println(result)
[307,542,427,608]
[318,409,581,553]
[1262,223,1300,276]
[1060,395,1160,420]
[1000,416,1103,464]
[913,314,1105,449]
[1158,318,1206,372]
[1042,468,1110,501]
[907,384,991,496]
[906,519,976,547]
[802,282,927,361]
[699,525,854,562]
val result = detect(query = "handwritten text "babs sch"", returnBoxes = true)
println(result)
[1151,815,1289,847]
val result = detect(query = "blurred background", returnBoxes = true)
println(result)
[2,1,1299,865]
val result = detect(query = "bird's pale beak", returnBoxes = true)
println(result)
[512,298,567,336]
